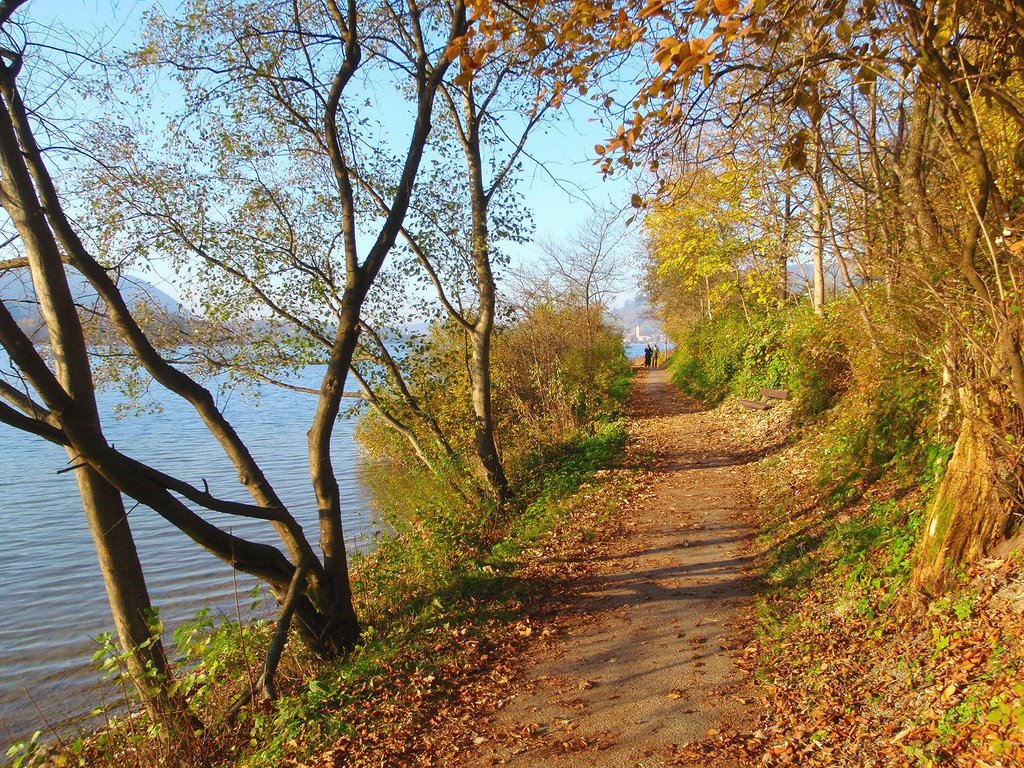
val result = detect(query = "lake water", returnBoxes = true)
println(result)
[0,367,381,746]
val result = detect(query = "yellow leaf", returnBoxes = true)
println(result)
[837,19,852,43]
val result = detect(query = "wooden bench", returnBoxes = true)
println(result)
[739,388,789,410]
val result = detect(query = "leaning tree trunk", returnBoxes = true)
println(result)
[74,464,186,724]
[912,388,1013,595]
[0,72,184,723]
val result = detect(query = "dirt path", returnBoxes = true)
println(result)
[461,368,760,768]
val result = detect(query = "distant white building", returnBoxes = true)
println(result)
[623,324,657,344]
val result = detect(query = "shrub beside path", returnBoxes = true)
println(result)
[460,367,761,767]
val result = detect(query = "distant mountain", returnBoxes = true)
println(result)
[609,296,662,342]
[0,268,184,332]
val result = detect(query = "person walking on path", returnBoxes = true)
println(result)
[644,344,652,368]
[652,343,660,368]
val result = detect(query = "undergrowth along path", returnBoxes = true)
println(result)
[462,367,761,767]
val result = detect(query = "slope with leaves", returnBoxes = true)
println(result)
[747,423,1024,767]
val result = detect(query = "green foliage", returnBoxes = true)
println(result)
[494,301,632,454]
[666,302,849,415]
[815,365,937,490]
[644,162,783,323]
[776,306,849,416]
[5,731,42,768]
[91,607,170,704]
[497,419,627,560]
[987,688,1024,731]
[668,297,939,488]
[760,498,924,615]
[667,310,749,402]
[834,500,923,597]
[170,608,270,706]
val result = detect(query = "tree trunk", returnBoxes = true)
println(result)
[935,335,959,442]
[779,191,792,303]
[74,464,185,722]
[0,75,183,723]
[810,148,826,315]
[306,300,362,655]
[913,390,1012,595]
[470,327,509,500]
[811,155,880,347]
[464,95,509,502]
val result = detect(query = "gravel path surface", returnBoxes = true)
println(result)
[460,368,761,767]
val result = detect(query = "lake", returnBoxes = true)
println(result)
[0,366,381,746]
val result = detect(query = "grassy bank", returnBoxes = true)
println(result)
[12,404,630,768]
[668,299,1024,765]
